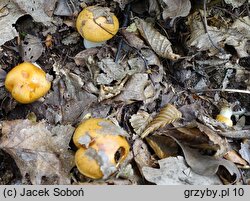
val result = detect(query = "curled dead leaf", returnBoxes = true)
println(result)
[141,104,182,138]
[129,110,153,135]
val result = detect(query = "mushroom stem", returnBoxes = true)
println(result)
[84,39,106,49]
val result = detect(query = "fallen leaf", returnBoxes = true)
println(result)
[31,66,97,124]
[142,156,222,185]
[53,0,73,16]
[141,104,182,138]
[162,0,191,24]
[187,13,250,57]
[98,76,128,102]
[114,0,133,10]
[0,119,75,184]
[21,34,44,62]
[97,59,127,85]
[145,135,179,159]
[0,0,24,46]
[114,73,150,102]
[13,0,56,26]
[239,139,250,164]
[224,150,248,166]
[224,0,246,8]
[174,138,240,182]
[136,19,181,60]
[133,138,154,174]
[129,110,153,135]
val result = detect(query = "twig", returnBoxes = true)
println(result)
[191,88,250,94]
[115,4,131,63]
[218,130,250,139]
[202,0,225,54]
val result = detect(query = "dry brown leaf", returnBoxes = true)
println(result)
[0,119,75,184]
[141,104,182,138]
[133,138,154,174]
[188,13,250,57]
[171,137,241,182]
[162,0,191,24]
[129,110,153,135]
[135,19,181,60]
[224,150,248,166]
[145,135,179,159]
[114,73,149,103]
[142,156,222,185]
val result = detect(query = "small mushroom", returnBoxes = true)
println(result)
[216,106,233,127]
[5,62,51,104]
[73,118,130,179]
[76,6,119,48]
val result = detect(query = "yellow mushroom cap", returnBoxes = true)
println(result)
[216,114,233,127]
[76,6,119,42]
[73,118,130,179]
[5,62,51,104]
[75,148,103,179]
[216,106,233,127]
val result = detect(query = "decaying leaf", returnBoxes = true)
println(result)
[31,64,97,124]
[0,0,24,46]
[224,150,248,166]
[173,138,241,182]
[0,119,75,184]
[21,34,44,62]
[98,76,129,102]
[145,135,179,159]
[114,0,133,10]
[142,156,222,185]
[161,0,191,24]
[12,0,57,26]
[133,138,154,174]
[114,73,150,103]
[239,139,250,164]
[224,0,247,8]
[188,12,250,57]
[129,110,153,135]
[97,59,127,85]
[141,104,182,138]
[53,0,73,16]
[187,12,225,55]
[135,19,181,60]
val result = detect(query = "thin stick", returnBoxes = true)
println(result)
[191,88,250,94]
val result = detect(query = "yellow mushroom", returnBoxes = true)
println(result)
[73,118,130,179]
[216,106,233,127]
[5,62,51,104]
[76,6,119,48]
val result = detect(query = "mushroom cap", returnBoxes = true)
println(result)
[76,6,119,42]
[75,148,103,179]
[216,114,233,127]
[73,118,130,179]
[5,62,51,104]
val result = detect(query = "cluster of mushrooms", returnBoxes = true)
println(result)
[3,6,233,180]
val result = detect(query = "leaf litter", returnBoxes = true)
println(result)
[0,0,250,185]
